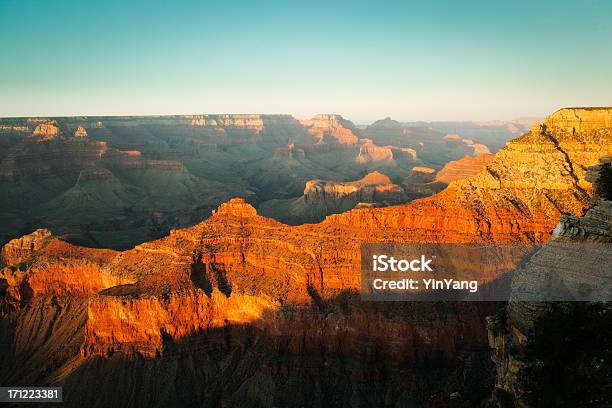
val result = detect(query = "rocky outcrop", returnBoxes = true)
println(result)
[302,171,406,205]
[487,167,612,406]
[0,233,123,310]
[402,166,445,198]
[1,229,52,266]
[74,125,88,138]
[0,108,610,407]
[543,107,612,133]
[274,143,306,160]
[0,137,108,181]
[300,114,361,144]
[258,172,407,224]
[435,153,495,184]
[213,197,259,218]
[355,139,394,163]
[333,109,611,242]
[32,121,60,140]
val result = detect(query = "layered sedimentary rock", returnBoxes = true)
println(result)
[402,166,445,198]
[0,137,108,181]
[543,107,612,132]
[0,108,610,407]
[407,118,540,152]
[0,235,123,311]
[32,121,61,140]
[0,112,475,248]
[300,114,361,144]
[435,153,495,184]
[336,108,611,242]
[258,171,407,224]
[487,159,612,407]
[1,229,53,266]
[74,125,88,138]
[274,143,306,160]
[355,139,394,163]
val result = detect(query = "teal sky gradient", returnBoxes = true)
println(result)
[1,0,611,122]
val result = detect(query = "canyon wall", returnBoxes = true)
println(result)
[0,107,610,407]
[487,157,612,407]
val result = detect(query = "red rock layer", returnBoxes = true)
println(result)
[435,153,494,184]
[0,107,610,382]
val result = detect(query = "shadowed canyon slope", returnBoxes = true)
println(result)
[488,156,612,407]
[0,114,491,249]
[1,108,611,407]
[258,171,408,224]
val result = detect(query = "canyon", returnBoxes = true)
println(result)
[0,108,610,407]
[0,113,490,249]
[487,156,612,407]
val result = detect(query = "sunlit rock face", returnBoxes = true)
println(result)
[259,171,408,224]
[74,125,88,138]
[435,153,495,184]
[543,107,612,132]
[355,139,394,163]
[300,114,361,144]
[0,112,491,249]
[32,121,61,140]
[0,108,610,407]
[487,158,612,407]
[1,228,53,266]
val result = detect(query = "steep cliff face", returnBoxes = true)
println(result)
[329,108,611,242]
[73,125,88,138]
[543,107,612,132]
[0,200,499,406]
[258,171,408,224]
[0,234,123,312]
[32,121,61,140]
[487,160,612,407]
[435,153,495,184]
[0,113,474,248]
[300,114,361,144]
[401,166,442,198]
[0,137,108,181]
[1,108,610,407]
[1,229,53,266]
[355,139,395,163]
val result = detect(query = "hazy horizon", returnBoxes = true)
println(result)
[1,0,611,122]
[0,111,548,126]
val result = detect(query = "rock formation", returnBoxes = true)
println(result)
[74,125,88,138]
[1,228,53,266]
[543,107,612,132]
[0,113,474,248]
[274,143,306,161]
[0,108,610,407]
[435,153,495,184]
[300,114,361,144]
[407,118,540,152]
[487,157,612,407]
[402,166,445,198]
[354,139,394,164]
[32,121,60,140]
[259,171,408,224]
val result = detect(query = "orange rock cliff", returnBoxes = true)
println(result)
[0,107,610,405]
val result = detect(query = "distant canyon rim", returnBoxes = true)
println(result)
[0,107,611,407]
[0,113,534,249]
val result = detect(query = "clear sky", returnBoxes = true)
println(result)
[1,0,611,122]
